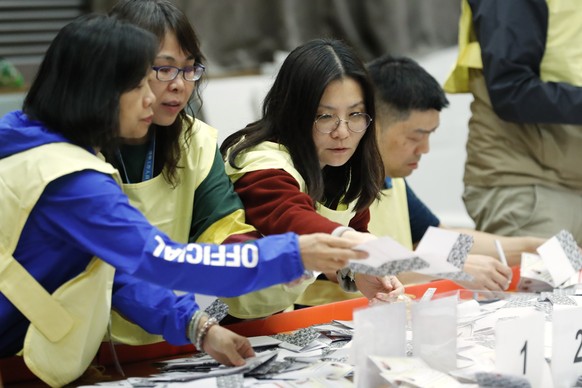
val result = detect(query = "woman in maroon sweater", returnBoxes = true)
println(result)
[220,38,404,318]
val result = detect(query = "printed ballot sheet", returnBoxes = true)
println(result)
[518,230,582,291]
[348,226,472,280]
[537,230,582,287]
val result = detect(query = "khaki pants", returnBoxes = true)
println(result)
[463,185,582,244]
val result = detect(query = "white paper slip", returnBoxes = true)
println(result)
[537,230,582,287]
[249,335,282,348]
[414,226,473,275]
[348,227,472,279]
[370,356,463,388]
[333,320,354,329]
[349,237,429,277]
[351,236,416,267]
[517,252,555,292]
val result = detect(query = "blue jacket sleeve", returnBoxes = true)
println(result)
[469,0,582,124]
[112,272,198,345]
[36,171,306,296]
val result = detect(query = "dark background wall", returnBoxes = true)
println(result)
[2,0,460,85]
[180,0,461,75]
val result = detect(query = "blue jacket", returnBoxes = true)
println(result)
[0,111,305,356]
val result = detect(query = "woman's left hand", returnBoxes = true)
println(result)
[354,273,404,302]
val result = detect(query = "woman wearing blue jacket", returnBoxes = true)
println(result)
[0,14,365,386]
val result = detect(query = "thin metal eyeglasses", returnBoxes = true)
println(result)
[151,64,205,82]
[314,112,372,134]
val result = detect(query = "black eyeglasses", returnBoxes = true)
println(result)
[151,64,205,82]
[314,112,372,134]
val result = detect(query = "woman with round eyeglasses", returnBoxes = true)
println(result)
[104,0,365,348]
[219,38,405,320]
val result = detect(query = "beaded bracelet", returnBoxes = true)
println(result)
[195,316,219,351]
[187,310,205,344]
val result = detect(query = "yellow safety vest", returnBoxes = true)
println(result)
[368,178,413,249]
[224,141,363,313]
[110,119,255,345]
[0,143,119,387]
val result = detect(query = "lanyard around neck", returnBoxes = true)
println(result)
[116,128,156,183]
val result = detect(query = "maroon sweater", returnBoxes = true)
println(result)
[234,169,370,236]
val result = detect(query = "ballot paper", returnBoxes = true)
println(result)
[349,226,473,280]
[370,356,463,387]
[151,350,278,381]
[249,335,283,349]
[517,252,555,292]
[272,327,326,352]
[517,230,582,291]
[537,230,582,287]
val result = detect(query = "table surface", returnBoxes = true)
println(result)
[1,272,521,386]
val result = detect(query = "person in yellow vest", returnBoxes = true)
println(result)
[366,54,546,291]
[444,0,582,243]
[0,15,368,387]
[103,0,270,346]
[219,38,405,318]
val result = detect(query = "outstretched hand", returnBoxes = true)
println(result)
[202,325,255,366]
[298,233,368,273]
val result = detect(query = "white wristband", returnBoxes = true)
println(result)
[331,226,355,237]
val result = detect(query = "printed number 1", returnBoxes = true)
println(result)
[521,341,527,375]
[574,330,582,363]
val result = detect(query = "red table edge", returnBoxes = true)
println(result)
[0,269,520,384]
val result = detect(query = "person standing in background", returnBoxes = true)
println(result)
[444,0,582,243]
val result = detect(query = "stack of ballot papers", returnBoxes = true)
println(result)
[82,321,360,387]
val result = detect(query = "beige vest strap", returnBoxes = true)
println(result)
[225,141,307,190]
[0,257,73,342]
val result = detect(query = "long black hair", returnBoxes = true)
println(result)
[221,38,384,212]
[23,14,157,150]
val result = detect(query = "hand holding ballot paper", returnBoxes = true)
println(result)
[349,227,474,281]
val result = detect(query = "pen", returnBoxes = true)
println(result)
[495,239,513,290]
[494,239,508,267]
